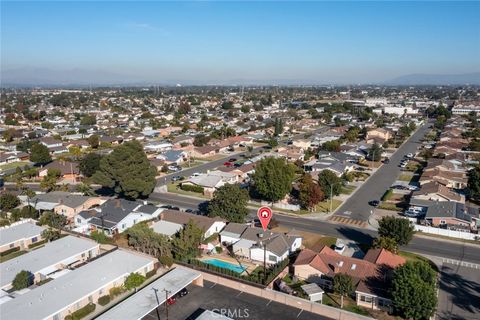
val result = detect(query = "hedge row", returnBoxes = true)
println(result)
[180,184,204,193]
[28,239,47,249]
[64,303,96,320]
[98,295,111,306]
[0,246,20,256]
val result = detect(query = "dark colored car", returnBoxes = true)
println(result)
[171,175,182,182]
[161,205,173,209]
[171,206,180,211]
[229,158,237,162]
[177,288,189,297]
[185,209,194,213]
[369,200,380,207]
[383,158,390,164]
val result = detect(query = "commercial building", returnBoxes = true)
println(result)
[0,249,155,320]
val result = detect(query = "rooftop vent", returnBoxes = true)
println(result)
[351,264,356,270]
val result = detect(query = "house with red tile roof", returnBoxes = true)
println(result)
[293,246,405,311]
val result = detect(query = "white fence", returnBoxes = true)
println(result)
[414,225,479,241]
[260,201,301,211]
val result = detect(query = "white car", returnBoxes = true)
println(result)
[406,153,414,158]
[407,185,420,191]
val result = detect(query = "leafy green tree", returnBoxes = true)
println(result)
[87,135,99,148]
[392,261,437,319]
[317,169,342,198]
[39,211,67,229]
[126,223,172,257]
[367,143,383,162]
[41,228,61,242]
[274,118,283,136]
[468,165,480,200]
[124,272,146,290]
[321,140,341,152]
[171,220,203,260]
[79,153,102,177]
[80,114,96,125]
[343,127,360,143]
[76,183,96,196]
[0,193,20,211]
[298,174,324,211]
[207,184,249,222]
[93,141,157,199]
[252,157,296,202]
[40,168,61,192]
[30,143,51,164]
[333,273,353,308]
[378,216,414,246]
[372,236,399,254]
[12,270,33,290]
[193,134,210,147]
[267,138,278,149]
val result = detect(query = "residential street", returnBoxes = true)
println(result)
[334,121,432,221]
[148,192,480,264]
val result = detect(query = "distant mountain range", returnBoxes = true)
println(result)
[385,72,480,85]
[2,67,480,87]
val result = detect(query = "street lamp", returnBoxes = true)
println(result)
[328,182,342,214]
[162,288,171,320]
[151,288,161,320]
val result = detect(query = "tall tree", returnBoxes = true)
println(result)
[87,134,99,148]
[317,169,342,198]
[39,211,67,229]
[207,184,249,222]
[252,157,296,202]
[367,143,383,162]
[0,193,20,211]
[372,236,399,254]
[79,153,103,177]
[378,216,414,246]
[30,143,51,164]
[333,273,353,308]
[171,220,204,260]
[392,261,437,319]
[298,173,324,211]
[467,165,480,200]
[93,141,157,199]
[40,168,61,192]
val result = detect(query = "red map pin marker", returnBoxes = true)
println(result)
[257,207,272,231]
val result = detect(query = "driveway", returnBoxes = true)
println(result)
[437,262,480,320]
[334,121,432,221]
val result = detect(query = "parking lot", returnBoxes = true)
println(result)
[142,280,331,320]
[437,262,480,320]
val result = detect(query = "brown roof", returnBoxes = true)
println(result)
[194,145,217,154]
[160,210,225,231]
[363,248,406,268]
[43,161,80,175]
[413,181,464,202]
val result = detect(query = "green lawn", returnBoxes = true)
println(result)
[316,199,342,213]
[399,251,439,272]
[341,185,356,195]
[0,250,27,262]
[167,182,209,199]
[398,174,413,182]
[0,161,30,171]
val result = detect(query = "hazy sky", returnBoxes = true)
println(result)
[1,1,480,84]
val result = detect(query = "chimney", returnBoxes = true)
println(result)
[115,199,121,208]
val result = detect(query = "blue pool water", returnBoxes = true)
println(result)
[203,259,247,273]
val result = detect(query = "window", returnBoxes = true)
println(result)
[122,223,126,229]
[9,243,14,248]
[77,218,81,223]
[360,295,373,303]
[268,255,277,262]
[32,237,38,243]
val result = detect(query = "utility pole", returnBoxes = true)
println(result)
[151,288,161,320]
[330,184,334,213]
[258,233,267,284]
[163,289,171,320]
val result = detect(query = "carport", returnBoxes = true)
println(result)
[96,267,202,320]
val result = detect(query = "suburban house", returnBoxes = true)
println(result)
[421,201,477,231]
[0,151,29,165]
[0,219,46,253]
[0,249,155,320]
[181,170,238,196]
[156,150,188,165]
[365,128,391,144]
[75,199,163,235]
[151,210,226,238]
[144,142,173,153]
[412,181,465,203]
[419,168,467,189]
[220,223,302,264]
[38,160,82,182]
[191,145,218,158]
[39,137,63,149]
[293,246,405,311]
[31,191,105,222]
[304,157,354,177]
[217,163,255,182]
[0,235,99,291]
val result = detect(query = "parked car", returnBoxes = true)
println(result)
[234,162,242,167]
[171,206,180,211]
[223,162,233,167]
[407,185,420,191]
[177,288,189,297]
[171,175,183,182]
[185,209,194,213]
[228,158,237,162]
[383,158,390,164]
[406,153,414,158]
[167,297,176,305]
[168,165,181,172]
[369,200,380,207]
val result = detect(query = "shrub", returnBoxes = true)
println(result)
[180,184,204,193]
[28,240,47,249]
[12,270,33,290]
[124,272,146,290]
[98,295,111,306]
[0,246,20,257]
[159,255,174,267]
[145,269,157,279]
[215,246,223,254]
[64,303,96,320]
[90,230,111,244]
[109,286,126,298]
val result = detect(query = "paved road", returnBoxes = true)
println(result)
[148,192,480,264]
[143,280,331,320]
[437,263,480,320]
[335,121,432,221]
[155,127,330,186]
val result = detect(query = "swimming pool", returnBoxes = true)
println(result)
[203,259,247,273]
